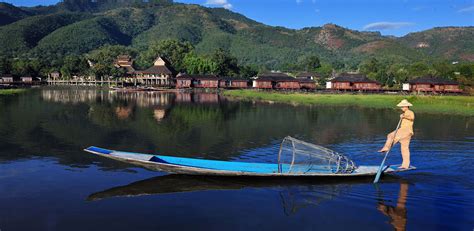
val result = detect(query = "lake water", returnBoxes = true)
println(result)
[0,87,473,230]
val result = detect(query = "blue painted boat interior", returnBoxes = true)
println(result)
[85,146,335,174]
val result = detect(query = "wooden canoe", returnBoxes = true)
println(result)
[84,146,416,177]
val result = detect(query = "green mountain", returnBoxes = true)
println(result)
[399,27,474,61]
[0,3,31,26]
[0,0,472,69]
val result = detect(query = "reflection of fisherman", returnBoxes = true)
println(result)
[378,99,414,169]
[377,183,408,231]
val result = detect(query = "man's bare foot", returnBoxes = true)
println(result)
[378,149,388,153]
[398,166,409,169]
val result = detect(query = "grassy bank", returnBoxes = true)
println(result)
[0,89,27,96]
[223,90,474,116]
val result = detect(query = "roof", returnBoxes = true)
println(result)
[297,78,316,83]
[176,74,219,80]
[138,65,174,75]
[256,72,298,82]
[220,77,249,81]
[296,72,321,78]
[409,76,458,85]
[117,55,132,60]
[120,66,135,74]
[331,73,379,84]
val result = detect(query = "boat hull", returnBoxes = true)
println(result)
[84,146,416,177]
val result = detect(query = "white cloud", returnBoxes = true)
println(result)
[205,0,232,9]
[458,5,474,13]
[363,22,414,31]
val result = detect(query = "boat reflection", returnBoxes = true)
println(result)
[377,182,409,231]
[87,174,409,218]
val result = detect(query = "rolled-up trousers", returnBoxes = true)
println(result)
[383,131,412,167]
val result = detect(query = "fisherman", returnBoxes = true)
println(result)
[378,99,414,169]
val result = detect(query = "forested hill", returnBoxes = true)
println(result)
[0,0,473,69]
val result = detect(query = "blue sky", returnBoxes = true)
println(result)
[4,0,474,36]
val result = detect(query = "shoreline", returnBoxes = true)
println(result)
[0,88,27,95]
[222,90,474,116]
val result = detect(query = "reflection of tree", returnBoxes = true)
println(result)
[2,87,472,170]
[377,182,409,231]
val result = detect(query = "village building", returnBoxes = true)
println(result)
[114,55,136,77]
[175,74,193,88]
[49,71,61,81]
[0,75,14,83]
[253,72,300,89]
[176,74,219,88]
[191,75,220,88]
[329,73,381,91]
[253,72,316,90]
[20,76,33,83]
[133,57,176,87]
[298,78,317,90]
[407,76,462,93]
[296,72,321,81]
[219,77,250,88]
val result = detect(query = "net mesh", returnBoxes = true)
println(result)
[277,136,357,174]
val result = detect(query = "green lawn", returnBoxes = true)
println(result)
[223,90,474,116]
[0,89,27,95]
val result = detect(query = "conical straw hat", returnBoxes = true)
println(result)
[397,99,413,107]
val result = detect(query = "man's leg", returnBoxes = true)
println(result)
[380,131,397,152]
[400,136,411,168]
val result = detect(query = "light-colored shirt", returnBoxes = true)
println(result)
[400,109,415,136]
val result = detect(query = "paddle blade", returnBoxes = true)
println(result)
[373,166,383,183]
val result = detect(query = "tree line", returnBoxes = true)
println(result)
[0,39,473,89]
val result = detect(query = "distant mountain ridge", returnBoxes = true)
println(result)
[0,0,473,69]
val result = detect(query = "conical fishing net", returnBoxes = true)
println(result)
[277,136,356,174]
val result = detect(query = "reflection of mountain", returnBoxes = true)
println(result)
[1,88,472,170]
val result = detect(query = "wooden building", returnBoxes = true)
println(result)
[20,76,33,83]
[134,57,176,86]
[253,72,300,89]
[176,74,219,88]
[49,71,61,81]
[219,77,250,88]
[0,75,14,83]
[176,74,193,88]
[252,76,273,89]
[114,55,136,77]
[192,75,219,88]
[407,76,462,93]
[330,73,381,91]
[296,72,321,81]
[298,78,317,90]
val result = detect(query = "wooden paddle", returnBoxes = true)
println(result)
[373,117,403,183]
